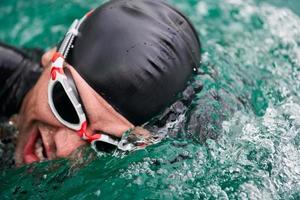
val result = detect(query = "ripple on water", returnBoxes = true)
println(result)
[1,0,300,199]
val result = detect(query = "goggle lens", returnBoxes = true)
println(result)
[52,82,80,124]
[92,140,117,153]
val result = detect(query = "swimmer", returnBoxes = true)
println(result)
[0,0,201,166]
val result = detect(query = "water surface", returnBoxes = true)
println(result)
[1,0,300,199]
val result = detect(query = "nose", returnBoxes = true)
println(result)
[85,117,134,138]
[53,127,86,158]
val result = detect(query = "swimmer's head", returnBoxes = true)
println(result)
[14,0,201,166]
[67,0,201,125]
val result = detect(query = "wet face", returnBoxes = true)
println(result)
[14,49,135,166]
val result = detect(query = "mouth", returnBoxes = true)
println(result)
[23,128,50,164]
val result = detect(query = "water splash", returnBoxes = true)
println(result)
[1,0,300,199]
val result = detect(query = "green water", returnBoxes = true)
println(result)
[1,0,300,199]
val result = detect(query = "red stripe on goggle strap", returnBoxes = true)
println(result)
[78,121,87,138]
[86,9,94,17]
[51,67,64,80]
[77,121,101,143]
[51,52,63,63]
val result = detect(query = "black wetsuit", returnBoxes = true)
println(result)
[0,42,43,117]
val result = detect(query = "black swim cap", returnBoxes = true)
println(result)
[67,0,201,125]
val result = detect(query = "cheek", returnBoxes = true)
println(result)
[19,68,59,127]
[36,100,59,126]
[54,129,86,157]
[34,85,62,127]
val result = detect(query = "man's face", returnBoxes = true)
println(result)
[14,50,134,166]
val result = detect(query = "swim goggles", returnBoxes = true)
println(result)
[48,11,161,152]
[47,11,129,152]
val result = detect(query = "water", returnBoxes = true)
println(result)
[1,0,300,199]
